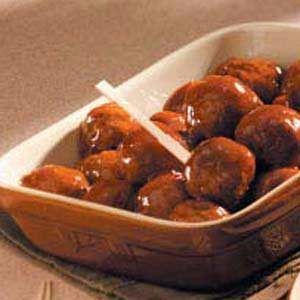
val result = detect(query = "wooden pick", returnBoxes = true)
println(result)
[96,80,190,164]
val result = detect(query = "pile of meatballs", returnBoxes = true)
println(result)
[22,57,300,223]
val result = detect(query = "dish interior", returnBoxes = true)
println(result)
[1,22,300,201]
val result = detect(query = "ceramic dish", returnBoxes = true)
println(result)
[1,22,300,290]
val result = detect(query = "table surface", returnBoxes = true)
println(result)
[1,0,300,299]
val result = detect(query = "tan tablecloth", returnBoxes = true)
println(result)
[1,0,300,299]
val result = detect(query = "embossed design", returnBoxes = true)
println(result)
[69,231,107,253]
[260,222,291,257]
[14,209,300,289]
[244,237,267,266]
[193,234,212,253]
[114,243,139,262]
[62,230,142,272]
[126,244,153,261]
[65,230,124,272]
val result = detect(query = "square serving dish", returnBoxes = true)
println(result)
[1,22,300,290]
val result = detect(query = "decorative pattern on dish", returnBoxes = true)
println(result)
[260,222,291,257]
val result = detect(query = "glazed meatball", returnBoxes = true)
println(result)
[163,82,191,112]
[235,105,300,167]
[118,127,183,184]
[22,165,89,198]
[135,172,188,219]
[83,179,132,208]
[273,93,300,112]
[255,167,299,199]
[214,57,282,103]
[151,111,187,135]
[184,75,262,144]
[169,199,229,222]
[281,60,300,96]
[273,94,290,107]
[78,150,122,184]
[275,62,300,112]
[78,103,139,157]
[185,137,256,210]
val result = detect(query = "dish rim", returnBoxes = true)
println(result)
[1,21,300,230]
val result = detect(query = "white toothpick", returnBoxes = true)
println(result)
[96,80,190,164]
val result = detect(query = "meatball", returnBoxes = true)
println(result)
[286,94,300,112]
[169,199,229,222]
[184,75,262,144]
[235,105,300,167]
[281,60,300,100]
[78,102,139,157]
[83,179,132,208]
[272,94,300,113]
[163,82,191,112]
[150,111,187,135]
[118,127,183,184]
[22,165,89,198]
[273,61,300,112]
[273,94,290,107]
[255,167,299,199]
[185,137,256,210]
[214,57,282,103]
[78,150,122,184]
[135,172,188,219]
[273,93,300,112]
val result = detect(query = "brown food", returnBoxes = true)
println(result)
[184,75,263,143]
[135,172,188,219]
[78,103,139,157]
[274,61,300,112]
[255,167,299,199]
[235,105,300,167]
[273,93,300,113]
[185,137,256,210]
[169,199,229,222]
[78,150,122,184]
[118,127,183,184]
[281,61,300,94]
[273,93,300,112]
[273,94,290,107]
[22,57,300,221]
[22,165,89,198]
[151,111,187,134]
[214,57,282,103]
[83,179,132,208]
[281,60,300,110]
[163,82,191,112]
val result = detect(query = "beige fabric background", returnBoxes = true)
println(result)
[1,0,300,299]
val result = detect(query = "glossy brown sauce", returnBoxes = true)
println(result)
[235,105,300,167]
[213,57,283,103]
[183,75,262,143]
[169,199,229,222]
[21,57,300,222]
[254,167,299,199]
[185,137,255,211]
